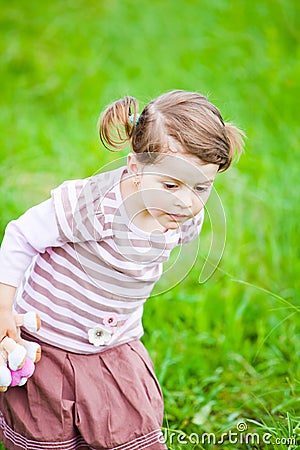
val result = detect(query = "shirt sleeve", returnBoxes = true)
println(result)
[179,209,205,245]
[0,198,63,287]
[51,177,105,242]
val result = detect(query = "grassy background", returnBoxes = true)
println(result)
[1,0,300,448]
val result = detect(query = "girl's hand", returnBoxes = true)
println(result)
[0,310,19,343]
[0,283,18,342]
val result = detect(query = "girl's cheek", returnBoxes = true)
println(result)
[141,189,172,205]
[194,195,207,212]
[198,188,212,205]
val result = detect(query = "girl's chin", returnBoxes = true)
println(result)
[167,221,180,228]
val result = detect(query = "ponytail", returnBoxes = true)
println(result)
[219,123,246,172]
[99,96,139,151]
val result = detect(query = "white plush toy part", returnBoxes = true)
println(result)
[0,312,41,392]
[15,312,42,363]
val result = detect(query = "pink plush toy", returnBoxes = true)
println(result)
[0,312,41,392]
[10,357,35,387]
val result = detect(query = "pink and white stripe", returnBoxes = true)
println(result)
[0,411,165,450]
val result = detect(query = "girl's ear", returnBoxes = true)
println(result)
[127,153,140,175]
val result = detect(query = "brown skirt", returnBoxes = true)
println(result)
[0,337,167,450]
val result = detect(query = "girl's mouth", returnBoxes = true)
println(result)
[168,213,189,222]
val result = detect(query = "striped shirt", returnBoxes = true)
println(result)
[0,166,204,354]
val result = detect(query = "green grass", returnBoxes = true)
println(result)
[1,0,300,449]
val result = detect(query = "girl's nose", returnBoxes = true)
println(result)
[174,188,193,209]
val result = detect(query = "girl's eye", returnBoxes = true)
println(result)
[195,186,209,193]
[163,183,178,190]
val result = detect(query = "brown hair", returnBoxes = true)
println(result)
[99,90,245,171]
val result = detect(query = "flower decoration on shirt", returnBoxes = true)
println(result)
[88,325,112,346]
[103,313,119,328]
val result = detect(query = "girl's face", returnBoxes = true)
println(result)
[127,152,219,230]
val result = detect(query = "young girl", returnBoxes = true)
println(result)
[0,90,244,450]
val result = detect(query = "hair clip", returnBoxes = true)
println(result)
[129,113,140,126]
